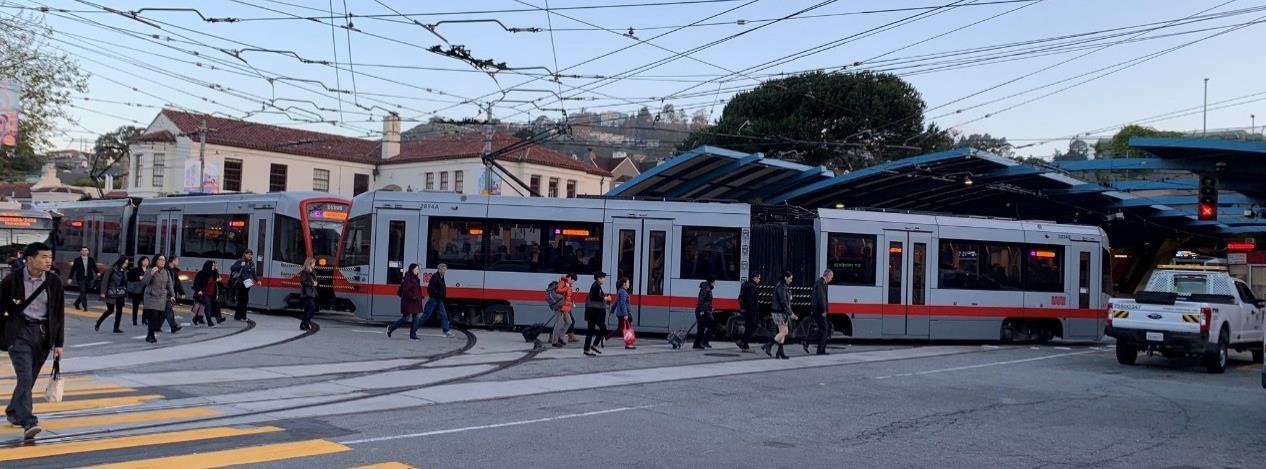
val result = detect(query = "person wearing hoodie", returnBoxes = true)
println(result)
[387,263,425,339]
[191,260,222,327]
[736,273,761,353]
[693,275,716,350]
[582,272,609,357]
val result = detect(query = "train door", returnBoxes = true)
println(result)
[882,231,931,338]
[612,218,672,330]
[250,208,271,308]
[155,211,181,258]
[373,209,419,320]
[1067,242,1103,338]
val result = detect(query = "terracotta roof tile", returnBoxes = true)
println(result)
[131,130,176,143]
[384,132,611,177]
[160,109,380,163]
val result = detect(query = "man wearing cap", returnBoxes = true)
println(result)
[582,272,610,356]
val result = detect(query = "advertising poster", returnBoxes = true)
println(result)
[183,159,223,193]
[0,81,19,148]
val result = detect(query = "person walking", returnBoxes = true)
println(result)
[387,264,424,339]
[162,256,184,334]
[693,275,716,350]
[68,246,97,311]
[94,257,130,333]
[298,257,319,331]
[141,255,175,344]
[737,273,761,353]
[191,260,222,327]
[548,273,576,348]
[582,272,609,357]
[763,271,796,360]
[2,242,66,439]
[127,256,149,326]
[611,277,635,350]
[229,250,257,321]
[413,264,454,338]
[808,269,833,355]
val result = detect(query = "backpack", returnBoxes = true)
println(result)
[545,281,565,311]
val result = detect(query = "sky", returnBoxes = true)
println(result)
[6,0,1266,159]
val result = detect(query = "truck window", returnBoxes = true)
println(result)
[1172,274,1208,294]
[1236,282,1257,304]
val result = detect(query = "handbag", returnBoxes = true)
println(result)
[191,301,205,319]
[126,280,143,296]
[44,358,64,403]
[622,317,636,347]
[107,285,127,298]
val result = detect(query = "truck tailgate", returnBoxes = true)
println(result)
[1110,300,1203,334]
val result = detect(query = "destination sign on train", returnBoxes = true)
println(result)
[0,216,40,227]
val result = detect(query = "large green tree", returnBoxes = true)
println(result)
[0,13,89,181]
[679,71,932,170]
[953,133,1014,158]
[89,125,143,196]
[1094,125,1182,158]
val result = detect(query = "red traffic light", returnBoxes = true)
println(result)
[1198,202,1217,221]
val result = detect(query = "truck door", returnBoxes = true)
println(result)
[1235,281,1263,343]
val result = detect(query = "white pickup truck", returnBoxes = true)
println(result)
[1106,265,1265,373]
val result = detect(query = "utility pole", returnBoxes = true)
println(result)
[482,102,495,195]
[197,118,207,193]
[1252,114,1256,137]
[1202,78,1209,137]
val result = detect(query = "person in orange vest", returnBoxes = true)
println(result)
[548,273,577,347]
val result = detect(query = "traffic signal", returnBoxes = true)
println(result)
[1198,174,1218,221]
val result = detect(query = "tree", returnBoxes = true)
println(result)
[88,126,143,196]
[678,71,929,170]
[954,133,1014,158]
[690,109,709,129]
[1093,125,1182,158]
[659,103,677,124]
[1052,138,1091,162]
[0,13,89,181]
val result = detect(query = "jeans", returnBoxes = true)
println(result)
[74,279,90,309]
[548,310,573,344]
[412,298,450,334]
[6,322,49,428]
[693,311,715,348]
[96,297,126,331]
[234,284,250,320]
[300,297,316,328]
[387,313,417,337]
[584,317,608,351]
[164,301,180,332]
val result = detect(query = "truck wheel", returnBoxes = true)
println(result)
[1204,329,1229,374]
[1253,347,1264,364]
[1116,343,1138,365]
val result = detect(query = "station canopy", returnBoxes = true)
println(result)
[609,145,1256,244]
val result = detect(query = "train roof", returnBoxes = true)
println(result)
[351,190,751,216]
[817,208,1108,238]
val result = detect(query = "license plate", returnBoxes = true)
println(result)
[1146,332,1164,342]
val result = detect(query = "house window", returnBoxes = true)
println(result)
[354,173,370,195]
[530,175,541,195]
[439,172,449,191]
[566,180,577,198]
[313,168,330,192]
[269,164,288,192]
[223,158,243,192]
[133,154,143,186]
[548,177,559,198]
[425,172,434,191]
[454,170,464,193]
[151,153,165,187]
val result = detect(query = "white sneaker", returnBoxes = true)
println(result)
[443,331,455,338]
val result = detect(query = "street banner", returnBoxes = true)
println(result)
[0,80,18,148]
[480,165,503,196]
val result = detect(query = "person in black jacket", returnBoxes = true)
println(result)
[764,271,797,359]
[693,275,716,350]
[807,269,833,355]
[127,256,149,326]
[582,272,609,356]
[191,260,222,327]
[68,246,97,311]
[298,257,319,331]
[162,256,184,334]
[95,257,130,333]
[412,264,453,338]
[737,273,761,353]
[1,242,66,440]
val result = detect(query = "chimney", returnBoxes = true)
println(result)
[381,113,401,160]
[586,148,597,165]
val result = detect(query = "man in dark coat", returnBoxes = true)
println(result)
[1,242,66,439]
[693,275,716,350]
[808,269,834,355]
[68,246,97,311]
[737,273,761,353]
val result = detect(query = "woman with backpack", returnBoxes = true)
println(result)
[764,271,797,360]
[387,264,424,339]
[548,273,576,348]
[95,257,131,333]
[611,277,635,350]
[127,256,149,326]
[298,257,319,331]
[583,272,609,357]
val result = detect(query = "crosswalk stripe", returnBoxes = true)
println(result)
[33,395,163,413]
[1,381,114,395]
[347,463,417,469]
[0,407,221,435]
[0,425,282,462]
[0,376,95,387]
[84,439,352,469]
[2,385,135,398]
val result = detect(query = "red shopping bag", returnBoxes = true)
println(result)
[622,317,636,347]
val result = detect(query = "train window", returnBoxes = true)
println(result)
[680,227,741,281]
[984,244,1024,290]
[486,220,543,272]
[273,215,307,265]
[60,219,84,255]
[136,214,156,255]
[912,242,927,305]
[617,230,635,289]
[826,233,876,286]
[428,218,484,270]
[1078,251,1091,309]
[542,222,604,275]
[341,215,372,266]
[226,215,249,259]
[1102,248,1112,295]
[648,231,666,295]
[1023,245,1064,293]
[938,240,1024,291]
[179,215,241,258]
[887,241,903,304]
[387,220,405,285]
[100,220,121,254]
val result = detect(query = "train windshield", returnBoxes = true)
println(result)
[305,203,349,258]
